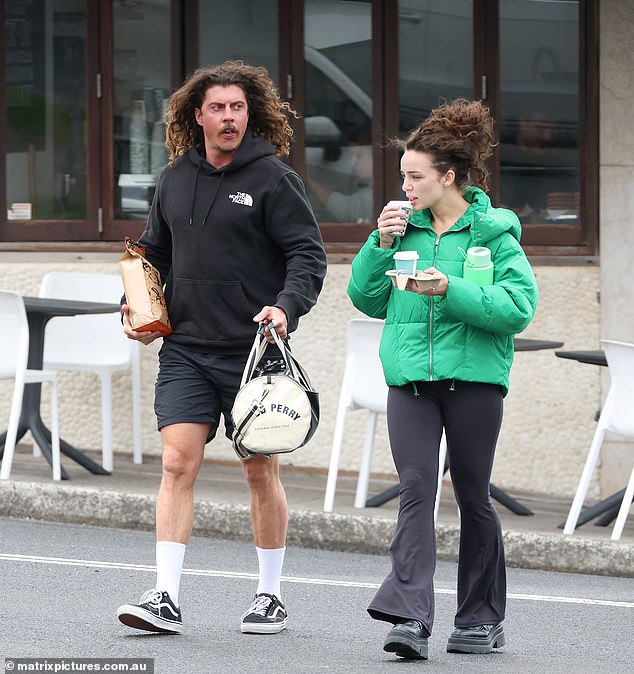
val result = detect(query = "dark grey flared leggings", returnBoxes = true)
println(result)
[367,379,506,635]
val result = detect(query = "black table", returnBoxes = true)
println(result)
[365,337,565,514]
[555,349,607,367]
[0,296,121,479]
[515,338,566,352]
[554,349,628,529]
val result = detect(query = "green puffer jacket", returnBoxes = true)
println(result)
[348,187,538,396]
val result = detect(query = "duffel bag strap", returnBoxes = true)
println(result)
[267,323,298,380]
[233,387,271,448]
[240,324,271,388]
[268,324,315,392]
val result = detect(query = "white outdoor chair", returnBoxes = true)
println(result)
[0,291,61,481]
[323,318,447,518]
[563,339,634,541]
[38,272,142,472]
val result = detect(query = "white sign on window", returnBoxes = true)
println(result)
[7,203,32,220]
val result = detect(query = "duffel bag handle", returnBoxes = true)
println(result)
[240,321,297,388]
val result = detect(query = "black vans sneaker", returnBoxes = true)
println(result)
[117,589,182,634]
[240,593,288,634]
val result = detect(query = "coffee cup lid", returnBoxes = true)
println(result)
[394,251,419,260]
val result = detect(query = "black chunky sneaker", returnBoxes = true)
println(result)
[117,589,182,634]
[446,622,506,654]
[240,593,288,634]
[383,619,430,660]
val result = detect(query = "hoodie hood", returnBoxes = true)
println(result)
[187,129,276,175]
[408,186,522,245]
[186,130,276,226]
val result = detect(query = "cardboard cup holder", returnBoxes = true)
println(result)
[386,269,443,291]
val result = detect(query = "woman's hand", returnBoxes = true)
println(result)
[405,267,449,296]
[377,203,408,248]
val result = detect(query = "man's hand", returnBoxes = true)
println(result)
[121,304,163,345]
[253,305,288,343]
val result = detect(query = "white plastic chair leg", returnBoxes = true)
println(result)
[0,378,25,480]
[48,377,61,481]
[563,425,607,534]
[611,464,634,541]
[435,431,447,523]
[354,411,378,508]
[323,406,348,512]
[100,373,113,472]
[131,345,142,464]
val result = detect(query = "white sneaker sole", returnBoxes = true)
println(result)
[117,604,182,634]
[240,617,288,634]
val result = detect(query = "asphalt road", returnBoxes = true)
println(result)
[0,517,633,674]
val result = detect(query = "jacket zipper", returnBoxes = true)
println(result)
[426,217,474,382]
[429,233,441,380]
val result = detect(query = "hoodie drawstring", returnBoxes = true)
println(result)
[202,173,223,226]
[189,162,203,226]
[189,162,224,227]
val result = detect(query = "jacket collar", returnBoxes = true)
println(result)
[408,187,521,244]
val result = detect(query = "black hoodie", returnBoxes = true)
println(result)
[137,131,327,354]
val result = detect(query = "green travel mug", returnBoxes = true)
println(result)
[459,246,493,285]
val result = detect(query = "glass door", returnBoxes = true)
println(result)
[3,0,96,239]
[398,0,473,137]
[498,0,581,230]
[303,0,373,226]
[111,0,171,225]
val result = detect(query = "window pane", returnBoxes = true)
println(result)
[113,0,171,220]
[304,0,373,224]
[5,0,86,221]
[198,0,277,79]
[398,0,473,137]
[499,0,580,226]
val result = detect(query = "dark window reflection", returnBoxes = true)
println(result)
[398,0,473,138]
[304,0,373,224]
[113,0,170,221]
[499,0,580,225]
[5,0,86,221]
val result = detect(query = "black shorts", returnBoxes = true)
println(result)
[154,340,285,443]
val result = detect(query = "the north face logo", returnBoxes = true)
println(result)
[228,192,254,207]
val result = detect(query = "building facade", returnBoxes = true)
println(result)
[1,0,632,501]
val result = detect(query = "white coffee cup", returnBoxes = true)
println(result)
[387,200,412,236]
[393,250,419,276]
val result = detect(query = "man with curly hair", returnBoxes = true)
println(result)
[117,61,327,635]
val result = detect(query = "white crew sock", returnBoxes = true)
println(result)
[255,546,286,599]
[155,541,186,606]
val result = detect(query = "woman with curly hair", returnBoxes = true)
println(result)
[348,99,538,660]
[117,61,326,636]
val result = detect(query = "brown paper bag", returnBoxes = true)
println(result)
[119,237,173,335]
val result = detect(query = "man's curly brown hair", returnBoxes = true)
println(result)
[165,61,297,165]
[403,98,496,191]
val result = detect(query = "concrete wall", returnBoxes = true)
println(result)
[0,255,603,498]
[597,0,634,494]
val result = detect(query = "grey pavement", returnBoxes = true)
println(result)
[0,444,632,578]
